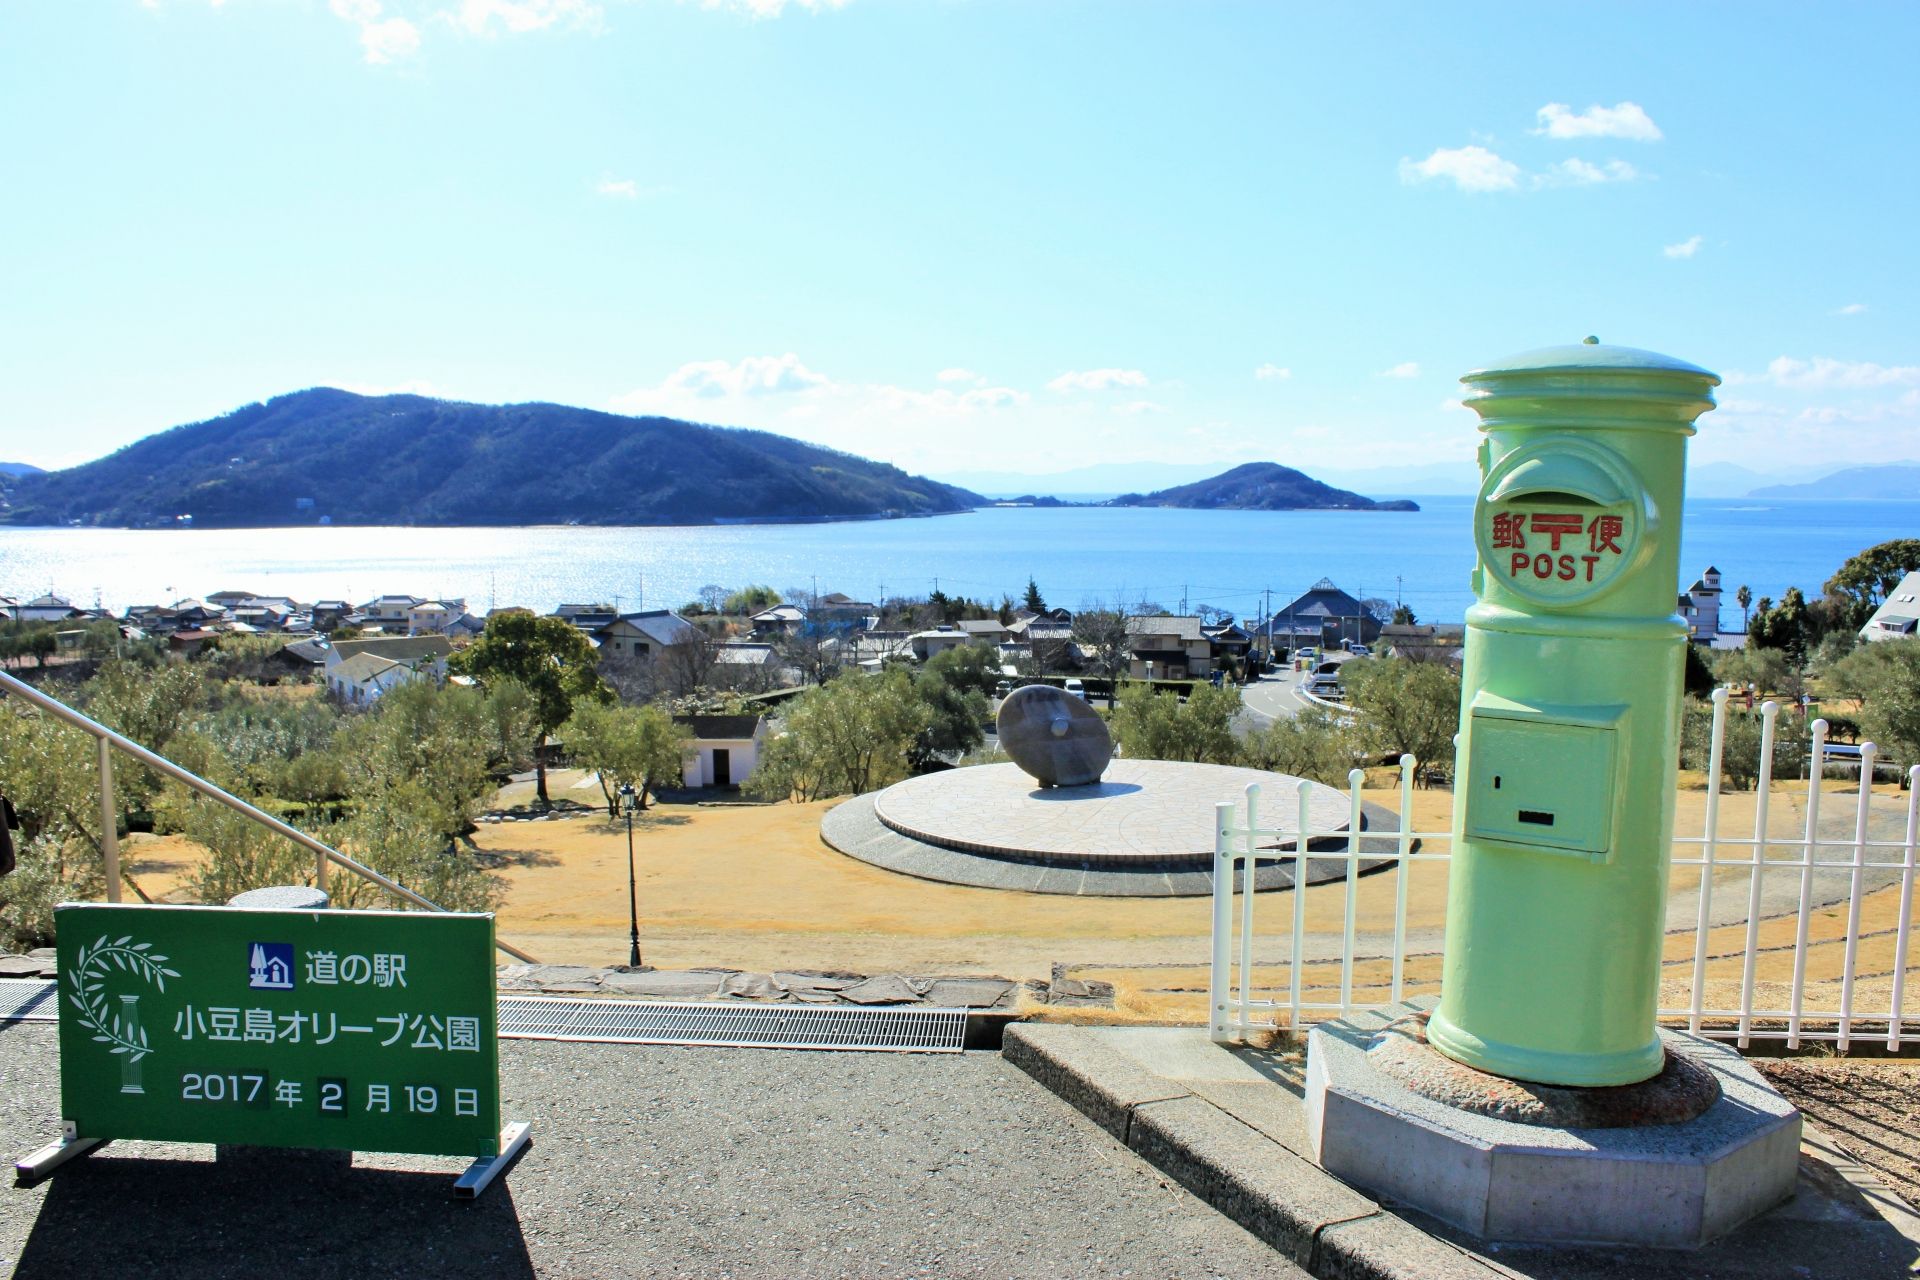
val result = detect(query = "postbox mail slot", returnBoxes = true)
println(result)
[1464,699,1623,859]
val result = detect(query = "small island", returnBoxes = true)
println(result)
[1108,462,1419,512]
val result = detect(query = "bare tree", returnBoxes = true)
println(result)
[654,630,721,698]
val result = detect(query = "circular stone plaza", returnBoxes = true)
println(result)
[822,758,1404,897]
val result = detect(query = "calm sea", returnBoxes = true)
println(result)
[1,499,1914,626]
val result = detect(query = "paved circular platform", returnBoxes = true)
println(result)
[823,761,1405,897]
[871,760,1349,866]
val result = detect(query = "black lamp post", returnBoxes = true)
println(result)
[618,782,642,968]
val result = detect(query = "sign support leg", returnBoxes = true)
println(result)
[15,1123,108,1187]
[452,1121,530,1200]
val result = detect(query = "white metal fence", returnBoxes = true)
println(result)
[1209,687,1920,1052]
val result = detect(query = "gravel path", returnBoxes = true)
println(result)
[0,1021,1301,1279]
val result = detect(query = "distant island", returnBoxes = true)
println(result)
[0,389,984,529]
[1747,464,1920,502]
[1108,462,1419,512]
[0,462,44,479]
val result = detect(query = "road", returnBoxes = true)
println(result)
[1237,669,1315,728]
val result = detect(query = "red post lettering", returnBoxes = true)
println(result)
[1558,554,1575,581]
[1581,555,1600,581]
[1533,554,1553,579]
[1510,552,1530,577]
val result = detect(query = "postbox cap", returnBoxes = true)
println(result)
[1465,339,1719,386]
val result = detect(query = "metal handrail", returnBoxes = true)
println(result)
[0,668,537,963]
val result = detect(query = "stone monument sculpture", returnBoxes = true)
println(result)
[996,684,1111,788]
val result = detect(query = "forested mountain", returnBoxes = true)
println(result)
[1,389,984,528]
[1110,462,1419,512]
[0,463,44,478]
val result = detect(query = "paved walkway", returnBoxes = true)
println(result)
[0,1022,1302,1279]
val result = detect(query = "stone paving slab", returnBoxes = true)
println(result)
[1005,1023,1920,1280]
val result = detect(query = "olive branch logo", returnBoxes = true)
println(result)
[65,935,181,1063]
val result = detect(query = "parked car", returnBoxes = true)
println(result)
[994,680,1012,698]
[1344,643,1371,657]
[1307,674,1344,699]
[1063,678,1086,697]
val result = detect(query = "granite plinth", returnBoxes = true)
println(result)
[1304,998,1802,1248]
[1370,1010,1721,1128]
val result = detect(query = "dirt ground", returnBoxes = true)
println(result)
[1758,1058,1920,1209]
[125,768,1920,1033]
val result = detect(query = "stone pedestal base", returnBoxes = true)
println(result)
[1304,999,1801,1248]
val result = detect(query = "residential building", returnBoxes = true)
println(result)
[552,602,620,633]
[1861,571,1920,644]
[909,627,973,661]
[1202,621,1254,667]
[406,600,458,636]
[324,635,453,682]
[673,714,768,789]
[358,594,425,627]
[1124,615,1213,679]
[595,610,697,660]
[327,652,426,705]
[955,619,1013,645]
[1378,623,1467,668]
[809,592,877,628]
[748,604,806,636]
[15,594,84,624]
[310,600,353,631]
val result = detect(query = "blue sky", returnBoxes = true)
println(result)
[2,1,1916,479]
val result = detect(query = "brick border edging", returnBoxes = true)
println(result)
[1002,1024,1499,1280]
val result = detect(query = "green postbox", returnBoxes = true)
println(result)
[1426,338,1719,1087]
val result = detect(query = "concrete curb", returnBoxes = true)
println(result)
[1004,1024,1501,1280]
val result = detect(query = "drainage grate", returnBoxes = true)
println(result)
[1,980,968,1053]
[0,979,58,1023]
[497,996,968,1052]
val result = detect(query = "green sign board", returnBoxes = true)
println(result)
[55,904,500,1158]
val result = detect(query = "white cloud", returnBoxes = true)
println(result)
[1398,145,1520,193]
[1114,400,1164,416]
[697,0,850,15]
[1254,363,1292,381]
[1540,157,1640,186]
[1378,362,1420,379]
[596,177,639,199]
[654,353,834,400]
[936,368,985,385]
[446,0,601,37]
[1046,368,1150,393]
[1534,101,1663,141]
[329,0,421,63]
[1835,303,1869,316]
[1766,356,1920,390]
[1664,235,1704,259]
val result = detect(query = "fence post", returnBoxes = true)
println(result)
[1788,718,1830,1049]
[1239,784,1260,1038]
[97,738,120,904]
[1890,767,1919,1050]
[1209,801,1235,1043]
[1689,687,1729,1032]
[1838,742,1875,1049]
